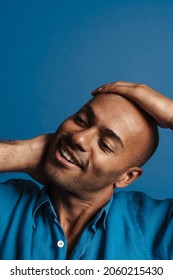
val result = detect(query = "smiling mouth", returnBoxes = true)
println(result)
[59,145,79,166]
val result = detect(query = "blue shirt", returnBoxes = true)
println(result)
[0,179,173,260]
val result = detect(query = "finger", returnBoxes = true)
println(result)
[91,85,134,97]
[91,81,136,95]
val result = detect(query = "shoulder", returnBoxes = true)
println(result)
[0,179,42,209]
[112,190,173,211]
[127,191,173,216]
[109,191,173,259]
[110,190,173,230]
[0,178,41,193]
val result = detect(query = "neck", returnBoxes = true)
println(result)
[49,184,114,258]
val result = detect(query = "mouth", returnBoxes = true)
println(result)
[55,139,82,169]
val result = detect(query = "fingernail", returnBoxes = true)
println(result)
[91,87,103,95]
[92,87,102,92]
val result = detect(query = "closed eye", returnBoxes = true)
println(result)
[74,115,88,128]
[98,139,113,154]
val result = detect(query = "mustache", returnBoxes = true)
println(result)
[59,134,77,150]
[56,134,88,170]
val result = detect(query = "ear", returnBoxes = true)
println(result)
[115,167,143,188]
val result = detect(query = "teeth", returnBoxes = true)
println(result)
[60,146,76,164]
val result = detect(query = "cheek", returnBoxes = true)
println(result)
[91,150,128,177]
[91,151,116,174]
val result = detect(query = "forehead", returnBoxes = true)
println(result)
[85,94,149,146]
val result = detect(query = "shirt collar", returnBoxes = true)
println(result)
[32,186,53,228]
[90,191,115,231]
[33,187,115,230]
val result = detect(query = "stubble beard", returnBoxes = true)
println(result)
[44,162,121,199]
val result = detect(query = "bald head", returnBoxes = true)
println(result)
[91,93,159,168]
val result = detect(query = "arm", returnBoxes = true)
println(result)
[0,134,54,184]
[92,81,173,129]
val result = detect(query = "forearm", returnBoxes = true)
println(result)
[0,140,31,173]
[0,134,53,184]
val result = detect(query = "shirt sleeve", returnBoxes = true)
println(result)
[128,192,173,259]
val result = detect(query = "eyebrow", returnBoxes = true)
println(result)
[85,104,96,119]
[84,104,124,148]
[103,128,124,148]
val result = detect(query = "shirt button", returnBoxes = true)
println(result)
[57,240,64,248]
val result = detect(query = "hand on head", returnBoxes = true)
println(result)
[92,81,173,129]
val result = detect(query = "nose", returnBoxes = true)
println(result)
[71,128,96,152]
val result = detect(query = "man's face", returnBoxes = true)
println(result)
[44,94,150,197]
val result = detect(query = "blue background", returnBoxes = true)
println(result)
[1,0,173,199]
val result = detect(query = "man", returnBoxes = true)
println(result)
[0,81,172,260]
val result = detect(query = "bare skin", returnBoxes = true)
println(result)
[0,134,53,184]
[92,81,173,129]
[0,82,170,259]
